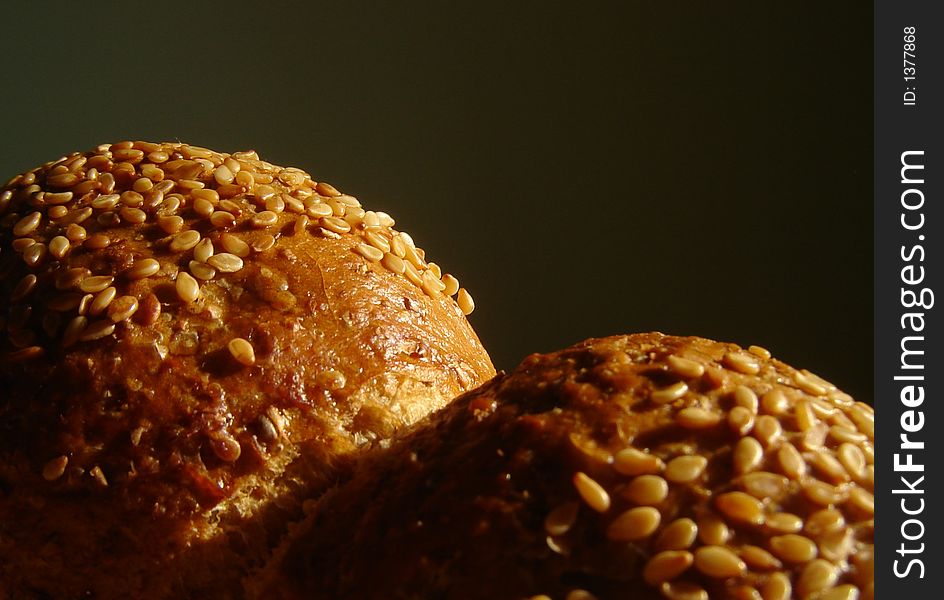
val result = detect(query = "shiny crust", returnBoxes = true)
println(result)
[0,142,495,599]
[256,333,873,600]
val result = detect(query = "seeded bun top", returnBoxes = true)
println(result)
[0,141,495,598]
[256,333,874,600]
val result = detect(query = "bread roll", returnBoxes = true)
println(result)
[257,333,873,600]
[0,141,495,598]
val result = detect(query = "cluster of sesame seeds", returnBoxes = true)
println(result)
[0,141,476,363]
[544,344,873,600]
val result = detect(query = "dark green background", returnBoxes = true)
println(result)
[0,3,872,399]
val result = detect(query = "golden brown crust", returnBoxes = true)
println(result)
[0,142,495,598]
[256,333,873,600]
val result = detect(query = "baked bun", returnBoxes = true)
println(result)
[0,141,495,598]
[257,333,873,600]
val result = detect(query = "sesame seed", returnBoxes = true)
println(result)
[801,422,830,451]
[168,229,200,253]
[121,190,145,207]
[660,581,707,600]
[696,515,729,545]
[193,197,215,217]
[806,450,850,483]
[79,275,114,294]
[739,545,782,570]
[42,455,69,481]
[675,407,721,429]
[265,195,286,213]
[293,214,310,234]
[441,274,460,296]
[795,399,819,431]
[606,506,661,541]
[89,287,117,316]
[44,191,73,205]
[797,559,838,598]
[207,253,243,273]
[126,258,160,279]
[739,471,789,500]
[759,388,788,415]
[22,243,47,267]
[818,585,860,600]
[193,238,214,263]
[765,512,804,534]
[320,216,351,234]
[777,443,806,479]
[251,210,279,228]
[219,233,250,258]
[761,573,791,600]
[283,194,305,214]
[355,243,384,262]
[666,354,705,379]
[421,270,446,296]
[390,235,407,258]
[210,210,236,229]
[770,534,818,563]
[13,211,42,236]
[805,508,846,538]
[176,272,200,303]
[307,202,333,218]
[651,381,688,404]
[107,296,139,323]
[253,234,276,252]
[315,181,340,197]
[752,414,782,446]
[11,238,36,252]
[364,231,391,254]
[733,436,764,473]
[715,491,765,525]
[65,223,86,242]
[723,351,760,375]
[213,164,234,185]
[47,205,68,220]
[665,455,707,483]
[62,316,88,347]
[643,551,693,586]
[572,471,610,512]
[544,501,579,536]
[11,274,38,303]
[381,252,406,275]
[838,443,867,480]
[79,319,115,341]
[803,479,848,506]
[228,337,255,366]
[457,288,475,315]
[819,528,855,563]
[177,178,205,191]
[613,447,664,476]
[189,260,217,281]
[622,474,668,505]
[654,518,697,552]
[794,370,828,396]
[693,546,745,579]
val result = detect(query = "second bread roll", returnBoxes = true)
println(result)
[257,333,873,600]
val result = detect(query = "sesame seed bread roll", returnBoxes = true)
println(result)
[0,141,495,599]
[255,333,873,600]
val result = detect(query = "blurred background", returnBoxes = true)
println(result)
[0,2,871,399]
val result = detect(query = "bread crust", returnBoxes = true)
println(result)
[258,333,873,600]
[0,142,494,598]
